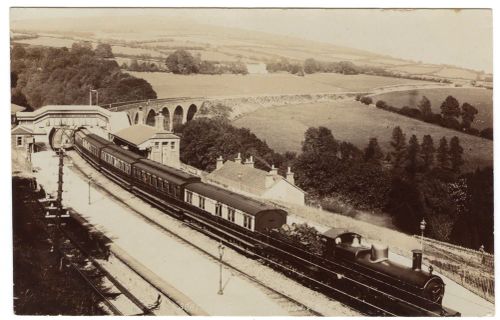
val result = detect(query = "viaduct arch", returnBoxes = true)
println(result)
[108,98,205,132]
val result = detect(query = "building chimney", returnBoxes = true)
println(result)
[154,112,164,130]
[244,156,254,167]
[270,164,278,176]
[216,155,224,170]
[412,249,423,271]
[235,152,242,163]
[286,166,295,185]
[265,171,274,188]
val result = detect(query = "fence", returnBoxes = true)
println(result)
[415,235,495,302]
[429,259,494,303]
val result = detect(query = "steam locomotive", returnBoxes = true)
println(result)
[73,128,458,316]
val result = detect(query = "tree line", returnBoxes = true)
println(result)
[266,57,452,83]
[164,49,248,75]
[10,42,157,109]
[178,116,493,252]
[374,95,493,140]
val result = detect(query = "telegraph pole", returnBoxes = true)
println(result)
[55,148,65,270]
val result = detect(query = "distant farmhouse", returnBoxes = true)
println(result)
[245,63,268,74]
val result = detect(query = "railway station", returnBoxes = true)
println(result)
[11,102,495,316]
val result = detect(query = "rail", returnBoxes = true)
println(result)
[70,148,452,316]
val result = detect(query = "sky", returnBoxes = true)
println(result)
[11,8,493,72]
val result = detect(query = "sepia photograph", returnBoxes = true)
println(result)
[8,4,494,317]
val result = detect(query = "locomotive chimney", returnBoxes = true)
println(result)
[412,249,423,271]
[216,155,224,170]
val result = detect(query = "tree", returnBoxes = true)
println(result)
[420,135,435,172]
[405,134,422,177]
[461,102,479,130]
[363,138,384,164]
[71,41,94,56]
[389,126,407,170]
[165,50,199,74]
[301,127,339,155]
[480,127,493,140]
[417,96,433,120]
[94,43,114,58]
[440,95,460,119]
[303,58,319,74]
[11,71,17,88]
[339,141,362,161]
[436,137,450,170]
[449,136,464,173]
[11,45,26,60]
[129,59,139,71]
[11,46,156,109]
[360,96,373,105]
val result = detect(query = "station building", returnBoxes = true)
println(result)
[205,153,306,206]
[110,112,181,169]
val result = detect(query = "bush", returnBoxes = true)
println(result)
[359,96,373,105]
[480,127,493,140]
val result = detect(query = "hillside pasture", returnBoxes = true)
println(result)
[371,87,493,130]
[129,71,431,98]
[232,100,492,171]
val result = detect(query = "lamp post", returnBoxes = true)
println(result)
[420,218,426,254]
[88,175,92,205]
[218,243,225,295]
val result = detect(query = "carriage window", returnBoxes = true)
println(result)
[244,215,253,229]
[16,136,23,146]
[164,181,169,193]
[227,208,235,222]
[186,191,193,204]
[171,141,175,150]
[152,176,157,187]
[199,196,205,210]
[155,142,160,150]
[158,178,163,190]
[215,203,222,217]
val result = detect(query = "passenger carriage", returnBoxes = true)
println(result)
[184,182,287,233]
[131,158,200,205]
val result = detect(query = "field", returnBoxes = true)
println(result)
[371,87,493,130]
[232,100,493,170]
[128,71,430,98]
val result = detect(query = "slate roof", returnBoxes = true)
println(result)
[112,124,179,147]
[206,160,281,195]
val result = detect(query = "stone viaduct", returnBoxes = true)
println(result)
[104,97,205,131]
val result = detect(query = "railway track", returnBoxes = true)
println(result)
[67,149,450,316]
[67,151,331,316]
[29,191,188,316]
